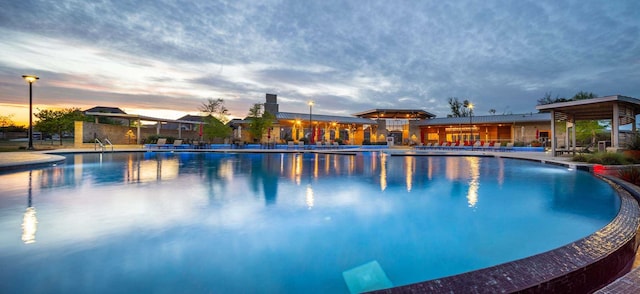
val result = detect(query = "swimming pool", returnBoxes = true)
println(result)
[0,152,620,293]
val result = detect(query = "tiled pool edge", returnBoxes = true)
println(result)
[371,176,640,294]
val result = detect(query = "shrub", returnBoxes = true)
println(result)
[574,152,629,165]
[618,167,640,185]
[572,154,589,162]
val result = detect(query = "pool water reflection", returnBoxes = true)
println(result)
[0,152,619,293]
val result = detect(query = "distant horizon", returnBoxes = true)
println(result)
[2,1,638,126]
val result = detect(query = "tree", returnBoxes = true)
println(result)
[571,91,597,100]
[199,98,232,142]
[575,120,606,145]
[246,103,275,143]
[202,115,232,142]
[536,92,568,105]
[200,98,229,123]
[447,97,471,117]
[34,108,84,145]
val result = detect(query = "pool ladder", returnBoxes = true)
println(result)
[94,138,114,152]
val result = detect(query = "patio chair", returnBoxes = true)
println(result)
[492,142,502,152]
[156,138,167,149]
[505,142,514,151]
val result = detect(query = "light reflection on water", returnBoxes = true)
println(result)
[0,152,620,293]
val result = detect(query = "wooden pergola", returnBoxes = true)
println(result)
[536,95,640,156]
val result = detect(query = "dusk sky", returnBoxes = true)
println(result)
[1,0,639,125]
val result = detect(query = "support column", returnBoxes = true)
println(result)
[550,110,557,156]
[136,119,141,145]
[613,103,620,148]
[571,116,576,152]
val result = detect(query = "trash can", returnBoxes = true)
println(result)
[386,137,394,147]
[598,141,606,152]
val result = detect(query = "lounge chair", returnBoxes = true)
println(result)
[156,138,167,149]
[472,141,482,150]
[172,139,183,149]
[431,142,440,149]
[492,142,502,151]
[505,142,514,151]
[316,141,323,149]
[298,141,305,150]
[333,142,340,149]
[287,141,295,149]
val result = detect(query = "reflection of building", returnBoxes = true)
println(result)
[416,113,558,146]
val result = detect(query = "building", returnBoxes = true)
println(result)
[415,112,559,146]
[230,94,377,145]
[353,109,435,145]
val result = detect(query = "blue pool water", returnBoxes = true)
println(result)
[0,152,619,293]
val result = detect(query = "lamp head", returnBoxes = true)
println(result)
[308,101,314,107]
[22,75,39,83]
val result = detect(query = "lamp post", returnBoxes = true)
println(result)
[308,101,314,143]
[22,75,39,150]
[466,102,474,150]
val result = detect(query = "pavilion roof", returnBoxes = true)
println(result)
[352,109,435,119]
[416,113,551,126]
[535,95,640,125]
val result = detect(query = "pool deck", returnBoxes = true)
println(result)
[2,147,640,293]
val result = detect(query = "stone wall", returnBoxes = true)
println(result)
[74,121,201,146]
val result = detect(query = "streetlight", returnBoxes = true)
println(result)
[22,75,39,150]
[308,101,314,143]
[463,101,474,150]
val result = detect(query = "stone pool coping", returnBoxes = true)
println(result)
[370,176,640,293]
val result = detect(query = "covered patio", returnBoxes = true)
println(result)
[536,95,640,157]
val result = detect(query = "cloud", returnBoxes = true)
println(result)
[0,0,638,121]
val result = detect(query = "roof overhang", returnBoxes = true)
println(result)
[85,112,204,125]
[535,95,640,124]
[352,109,435,119]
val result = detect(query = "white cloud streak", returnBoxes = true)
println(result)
[0,0,638,122]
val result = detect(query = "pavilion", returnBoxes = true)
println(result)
[536,95,640,156]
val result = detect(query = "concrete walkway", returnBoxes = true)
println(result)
[0,152,66,170]
[0,147,578,171]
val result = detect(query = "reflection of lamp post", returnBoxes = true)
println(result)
[22,75,39,150]
[308,101,314,142]
[22,170,37,244]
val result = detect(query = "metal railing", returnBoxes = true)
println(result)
[94,138,114,152]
